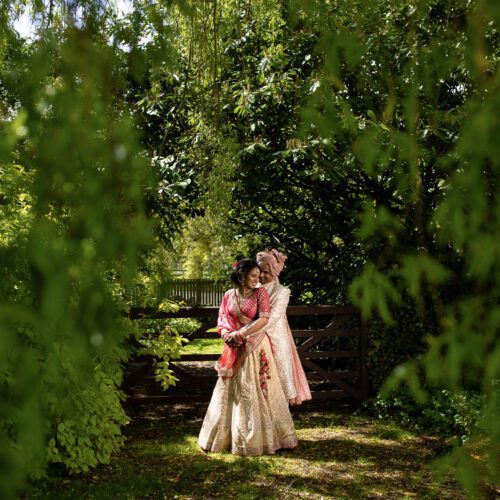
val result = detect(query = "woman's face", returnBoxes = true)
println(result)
[259,263,273,284]
[243,267,261,289]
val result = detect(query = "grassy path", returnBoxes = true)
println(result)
[27,401,467,499]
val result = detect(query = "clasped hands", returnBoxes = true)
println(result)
[222,330,246,347]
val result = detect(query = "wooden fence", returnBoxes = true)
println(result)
[126,305,368,404]
[130,279,228,307]
[164,279,227,306]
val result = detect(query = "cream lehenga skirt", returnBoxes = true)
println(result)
[198,335,298,455]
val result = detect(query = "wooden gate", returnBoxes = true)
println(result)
[126,305,368,403]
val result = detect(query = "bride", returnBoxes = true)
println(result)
[198,258,298,455]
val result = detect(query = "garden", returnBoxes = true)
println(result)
[1,0,498,498]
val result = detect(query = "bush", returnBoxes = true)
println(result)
[367,384,486,443]
[137,316,199,389]
[45,346,129,473]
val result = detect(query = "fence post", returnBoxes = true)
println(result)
[196,280,202,306]
[360,316,369,400]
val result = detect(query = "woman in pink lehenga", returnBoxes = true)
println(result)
[256,249,312,405]
[198,259,298,456]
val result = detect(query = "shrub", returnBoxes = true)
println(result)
[137,317,197,390]
[367,384,486,443]
[45,345,129,473]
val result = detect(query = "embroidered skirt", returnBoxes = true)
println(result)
[198,335,298,455]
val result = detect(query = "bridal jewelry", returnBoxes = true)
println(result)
[237,287,253,305]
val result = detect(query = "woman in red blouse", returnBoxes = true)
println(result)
[198,259,298,455]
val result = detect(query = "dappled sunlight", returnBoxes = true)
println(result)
[180,338,223,355]
[27,402,469,499]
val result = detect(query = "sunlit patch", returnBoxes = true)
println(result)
[29,393,468,497]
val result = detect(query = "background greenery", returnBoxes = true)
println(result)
[0,0,498,497]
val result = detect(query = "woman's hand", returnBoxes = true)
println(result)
[225,331,246,347]
[221,330,233,342]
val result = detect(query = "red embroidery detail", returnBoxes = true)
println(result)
[259,349,271,398]
[235,287,271,322]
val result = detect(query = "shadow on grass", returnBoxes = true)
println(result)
[25,404,464,500]
[26,446,276,499]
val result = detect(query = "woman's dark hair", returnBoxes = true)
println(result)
[230,258,260,286]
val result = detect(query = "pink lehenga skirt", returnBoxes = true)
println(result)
[198,335,298,455]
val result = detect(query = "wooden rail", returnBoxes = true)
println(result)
[126,305,368,404]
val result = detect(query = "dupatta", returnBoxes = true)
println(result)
[215,289,268,378]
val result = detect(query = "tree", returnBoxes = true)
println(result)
[138,0,499,492]
[0,5,183,497]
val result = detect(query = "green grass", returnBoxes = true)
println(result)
[180,337,223,355]
[26,404,473,499]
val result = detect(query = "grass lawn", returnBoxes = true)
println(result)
[180,337,223,355]
[26,339,496,499]
[25,402,475,499]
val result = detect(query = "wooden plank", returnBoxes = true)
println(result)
[325,315,358,330]
[297,335,323,353]
[292,329,360,338]
[306,371,359,380]
[183,331,221,340]
[310,390,348,399]
[127,394,212,403]
[301,359,362,400]
[185,325,218,339]
[287,305,360,315]
[169,363,198,382]
[196,280,201,305]
[175,376,218,384]
[302,351,361,359]
[179,354,219,361]
[128,305,361,319]
[174,372,354,383]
